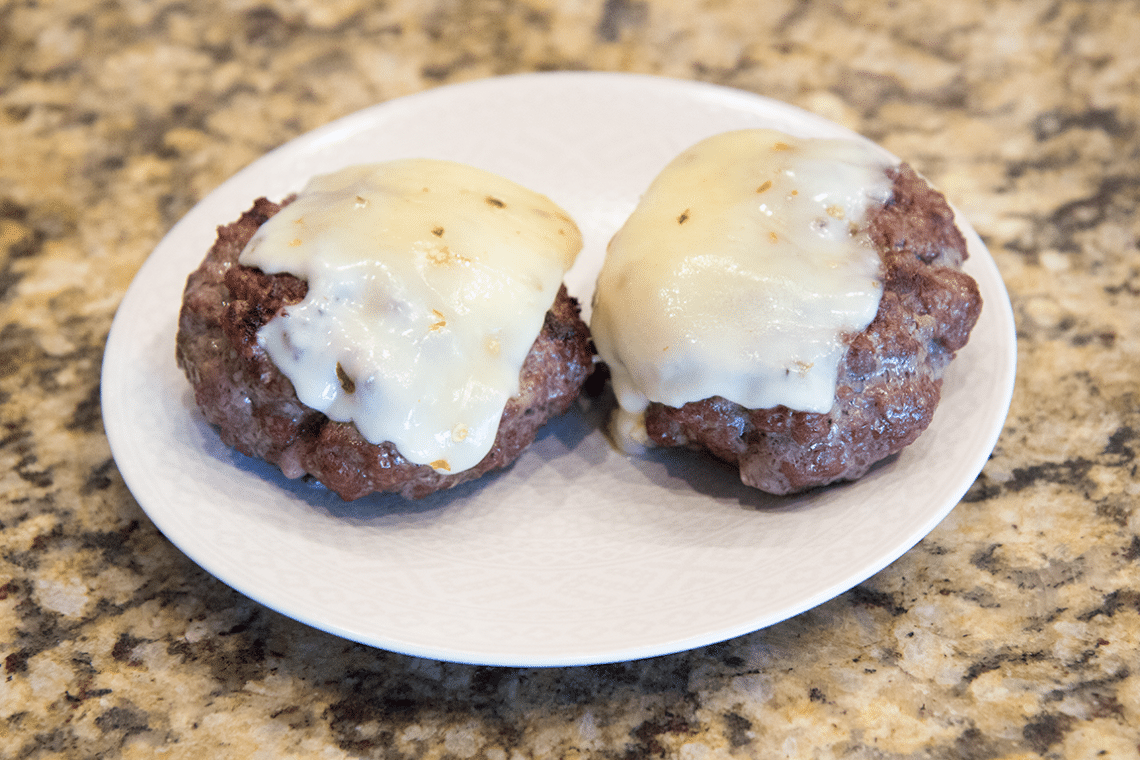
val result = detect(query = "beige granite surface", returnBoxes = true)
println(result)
[3,0,1140,757]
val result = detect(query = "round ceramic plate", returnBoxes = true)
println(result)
[102,72,1017,666]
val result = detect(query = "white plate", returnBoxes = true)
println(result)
[102,72,1017,666]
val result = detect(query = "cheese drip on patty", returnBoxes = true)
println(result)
[590,130,893,446]
[239,160,581,473]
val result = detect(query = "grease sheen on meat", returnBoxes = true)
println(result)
[176,197,593,500]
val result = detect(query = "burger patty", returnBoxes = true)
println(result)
[176,197,593,500]
[642,163,983,495]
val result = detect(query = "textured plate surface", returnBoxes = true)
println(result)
[102,72,1017,666]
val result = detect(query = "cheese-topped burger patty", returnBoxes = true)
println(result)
[176,160,592,500]
[590,130,982,494]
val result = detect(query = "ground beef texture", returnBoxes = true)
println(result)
[642,163,983,495]
[176,198,593,500]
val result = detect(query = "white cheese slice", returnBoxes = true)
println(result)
[590,129,893,438]
[239,159,581,473]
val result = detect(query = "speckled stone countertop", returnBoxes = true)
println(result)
[3,0,1139,757]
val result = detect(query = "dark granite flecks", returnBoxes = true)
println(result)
[3,0,1140,757]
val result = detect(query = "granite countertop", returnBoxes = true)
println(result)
[3,0,1139,757]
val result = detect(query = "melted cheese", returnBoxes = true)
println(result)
[239,160,581,473]
[590,129,893,439]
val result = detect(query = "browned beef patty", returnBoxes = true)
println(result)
[642,163,983,494]
[176,198,593,500]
